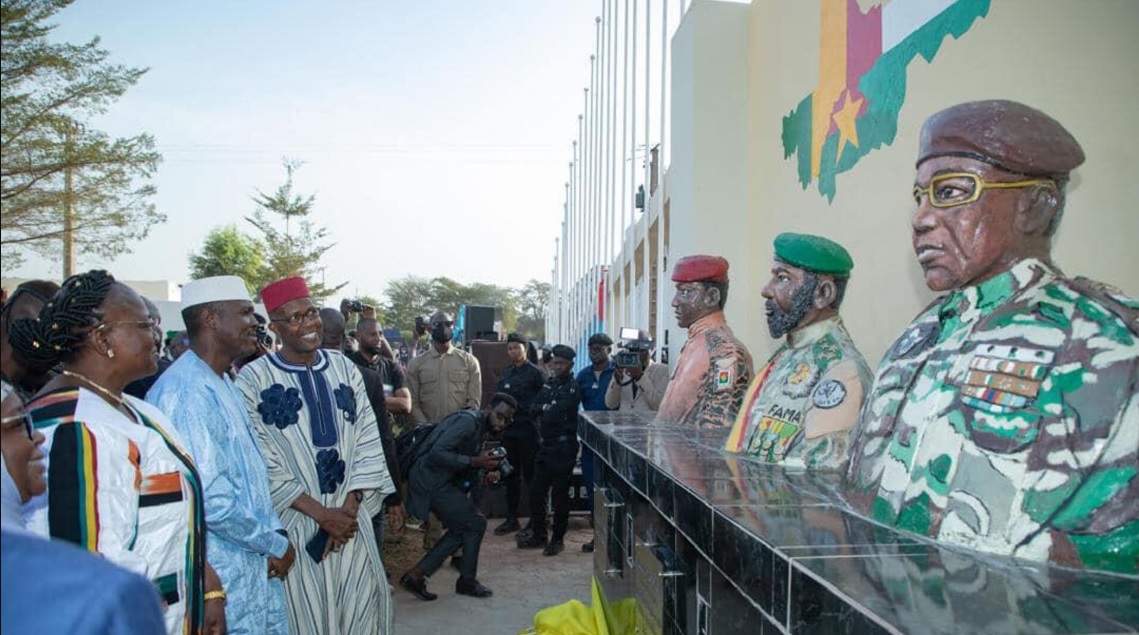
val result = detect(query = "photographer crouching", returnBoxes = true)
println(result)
[398,394,518,601]
[604,329,671,411]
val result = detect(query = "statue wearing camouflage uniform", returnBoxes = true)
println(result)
[725,233,872,470]
[847,100,1138,574]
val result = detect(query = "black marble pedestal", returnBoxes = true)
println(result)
[580,411,1138,635]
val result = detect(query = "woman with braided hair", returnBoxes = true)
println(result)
[9,270,226,635]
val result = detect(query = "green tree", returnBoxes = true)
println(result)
[187,225,268,294]
[514,279,549,341]
[382,275,438,335]
[381,274,523,339]
[244,159,345,302]
[1,0,163,273]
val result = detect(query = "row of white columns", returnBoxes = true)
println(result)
[548,0,686,356]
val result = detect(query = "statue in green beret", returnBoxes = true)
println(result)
[725,233,871,470]
[847,99,1139,574]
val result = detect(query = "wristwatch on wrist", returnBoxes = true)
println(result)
[353,490,363,503]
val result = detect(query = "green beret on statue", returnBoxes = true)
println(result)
[773,232,854,276]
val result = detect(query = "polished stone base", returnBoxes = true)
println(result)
[581,411,1139,634]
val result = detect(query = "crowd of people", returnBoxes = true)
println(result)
[0,260,675,634]
[0,97,1135,635]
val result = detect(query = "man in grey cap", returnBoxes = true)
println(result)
[147,276,294,633]
[847,100,1138,574]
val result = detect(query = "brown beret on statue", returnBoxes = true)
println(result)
[917,100,1085,178]
[671,255,730,283]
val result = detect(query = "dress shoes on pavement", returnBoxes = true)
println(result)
[517,532,548,549]
[543,540,565,556]
[399,573,437,602]
[493,517,521,536]
[455,577,493,598]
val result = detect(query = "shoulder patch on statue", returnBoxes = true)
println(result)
[811,379,846,409]
[714,358,735,392]
[783,362,819,398]
[889,322,940,360]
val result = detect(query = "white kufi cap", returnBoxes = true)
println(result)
[181,276,250,310]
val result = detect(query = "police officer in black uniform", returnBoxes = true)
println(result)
[517,344,581,556]
[493,332,547,536]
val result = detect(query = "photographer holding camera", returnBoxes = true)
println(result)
[605,329,671,412]
[398,394,518,601]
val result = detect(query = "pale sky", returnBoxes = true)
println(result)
[11,0,601,303]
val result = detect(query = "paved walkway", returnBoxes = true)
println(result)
[392,518,595,634]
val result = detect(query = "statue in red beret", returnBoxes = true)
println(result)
[656,255,754,428]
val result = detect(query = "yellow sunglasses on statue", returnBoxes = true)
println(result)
[913,172,1052,209]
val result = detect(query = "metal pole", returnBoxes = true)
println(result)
[657,0,670,358]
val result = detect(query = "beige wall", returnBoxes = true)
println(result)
[728,0,1139,365]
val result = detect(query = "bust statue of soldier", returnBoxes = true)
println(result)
[725,233,872,470]
[847,100,1139,574]
[656,255,754,428]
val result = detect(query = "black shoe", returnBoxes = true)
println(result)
[455,577,493,598]
[543,540,565,556]
[449,555,463,571]
[493,517,521,536]
[517,532,547,549]
[399,573,438,602]
[515,526,534,541]
[581,539,594,553]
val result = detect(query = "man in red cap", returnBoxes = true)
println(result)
[656,255,754,427]
[235,276,398,634]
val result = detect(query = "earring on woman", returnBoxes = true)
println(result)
[107,349,115,359]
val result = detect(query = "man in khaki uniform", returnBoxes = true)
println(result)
[406,311,482,424]
[725,233,871,470]
[404,310,482,551]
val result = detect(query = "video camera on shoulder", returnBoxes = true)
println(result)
[616,326,653,368]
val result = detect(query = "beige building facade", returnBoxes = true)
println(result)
[558,0,1139,370]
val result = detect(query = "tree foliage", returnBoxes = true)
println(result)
[187,225,267,294]
[243,159,345,301]
[1,0,163,270]
[514,279,550,340]
[381,275,548,342]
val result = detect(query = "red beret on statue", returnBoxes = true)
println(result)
[671,255,730,283]
[260,277,310,314]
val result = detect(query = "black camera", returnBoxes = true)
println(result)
[346,300,364,313]
[414,316,428,336]
[487,445,514,480]
[616,326,653,369]
[255,323,273,351]
[615,351,641,368]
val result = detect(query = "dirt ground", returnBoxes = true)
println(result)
[382,514,596,634]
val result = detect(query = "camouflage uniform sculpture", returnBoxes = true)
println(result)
[657,255,754,428]
[726,233,872,469]
[848,100,1139,574]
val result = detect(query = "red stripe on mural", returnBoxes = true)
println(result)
[843,0,882,111]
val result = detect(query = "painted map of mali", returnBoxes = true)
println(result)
[782,0,991,201]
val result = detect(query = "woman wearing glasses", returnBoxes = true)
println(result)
[8,270,225,635]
